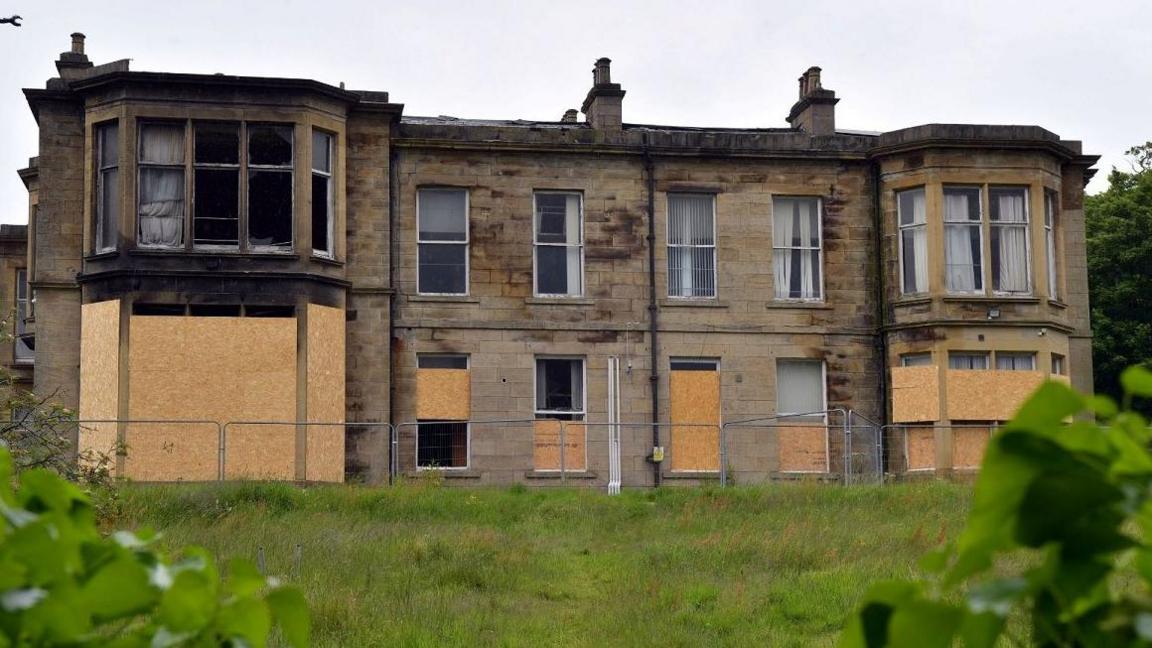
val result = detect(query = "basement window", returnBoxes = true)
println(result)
[312,130,334,257]
[416,421,469,469]
[900,353,932,367]
[995,352,1035,371]
[417,188,468,294]
[776,359,825,422]
[535,358,585,421]
[533,192,583,296]
[948,352,989,370]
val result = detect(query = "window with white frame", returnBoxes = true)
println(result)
[311,130,334,257]
[897,187,927,294]
[417,188,469,294]
[95,122,119,253]
[900,352,932,367]
[776,359,825,422]
[535,358,585,421]
[416,354,469,469]
[996,352,1035,371]
[138,121,296,251]
[1044,190,1059,300]
[948,352,989,370]
[667,193,716,298]
[534,192,583,296]
[989,187,1030,294]
[772,196,823,300]
[944,186,984,293]
[14,269,32,363]
[1051,353,1066,375]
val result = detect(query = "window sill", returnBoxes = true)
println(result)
[128,249,301,260]
[891,296,932,308]
[941,295,1040,304]
[311,254,343,267]
[525,297,595,306]
[1047,299,1068,310]
[662,470,721,480]
[765,301,832,310]
[659,298,728,309]
[406,469,481,479]
[407,294,480,304]
[84,250,119,261]
[524,470,599,480]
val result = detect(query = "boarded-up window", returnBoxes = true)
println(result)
[534,358,585,471]
[417,189,468,294]
[669,359,720,472]
[416,354,470,469]
[667,193,716,298]
[534,192,583,296]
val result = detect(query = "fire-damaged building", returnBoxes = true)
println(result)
[10,34,1097,485]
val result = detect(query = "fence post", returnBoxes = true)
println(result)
[219,422,228,481]
[842,410,851,486]
[719,423,728,487]
[559,420,567,484]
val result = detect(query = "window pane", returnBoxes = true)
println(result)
[901,227,927,293]
[991,225,1029,292]
[948,353,989,370]
[418,244,467,293]
[990,188,1027,222]
[773,197,820,247]
[248,170,292,247]
[996,353,1035,371]
[195,123,239,165]
[777,360,823,416]
[898,188,925,226]
[945,224,982,291]
[536,359,583,412]
[669,246,715,297]
[249,125,293,166]
[536,194,570,244]
[194,168,239,245]
[138,168,185,247]
[99,168,119,251]
[418,189,467,241]
[537,245,570,295]
[312,131,332,173]
[140,124,184,165]
[668,194,714,245]
[901,353,932,367]
[418,355,468,369]
[98,123,118,168]
[944,187,981,222]
[312,173,331,254]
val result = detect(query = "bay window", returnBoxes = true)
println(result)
[138,123,186,248]
[772,196,822,300]
[944,186,983,293]
[1045,190,1059,299]
[897,187,927,294]
[94,122,119,253]
[667,193,716,298]
[312,130,334,257]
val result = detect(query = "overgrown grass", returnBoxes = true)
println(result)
[107,481,971,647]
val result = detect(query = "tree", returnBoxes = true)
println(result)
[1086,142,1152,410]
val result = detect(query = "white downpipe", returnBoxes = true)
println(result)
[607,356,622,495]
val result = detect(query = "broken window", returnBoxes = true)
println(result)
[311,130,334,257]
[944,186,983,293]
[417,188,468,294]
[772,196,822,300]
[667,193,715,298]
[898,187,927,294]
[776,359,825,422]
[535,358,585,421]
[95,122,119,253]
[248,125,293,250]
[138,123,186,248]
[14,269,32,363]
[193,122,240,247]
[989,186,1030,294]
[995,352,1035,371]
[948,352,989,370]
[416,354,469,469]
[534,192,583,296]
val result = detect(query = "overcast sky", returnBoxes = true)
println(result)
[1,0,1149,224]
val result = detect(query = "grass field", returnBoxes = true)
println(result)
[105,480,972,647]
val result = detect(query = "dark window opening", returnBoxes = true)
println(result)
[244,305,296,318]
[535,358,584,416]
[132,303,187,316]
[188,304,242,317]
[417,420,468,468]
[417,244,467,293]
[195,123,239,165]
[194,169,239,246]
[248,170,293,247]
[312,130,333,257]
[249,125,293,166]
[670,360,719,371]
[418,355,468,370]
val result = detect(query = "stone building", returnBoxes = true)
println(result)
[13,34,1097,485]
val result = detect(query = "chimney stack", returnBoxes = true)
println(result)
[71,32,85,54]
[56,32,93,78]
[786,66,839,136]
[581,57,625,131]
[561,109,579,123]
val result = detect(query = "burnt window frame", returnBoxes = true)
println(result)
[134,118,298,254]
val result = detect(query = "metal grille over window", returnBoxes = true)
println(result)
[534,192,583,296]
[311,131,334,257]
[667,193,716,298]
[417,188,468,294]
[897,188,927,294]
[944,186,983,293]
[948,352,989,370]
[95,122,119,253]
[989,187,1030,294]
[247,125,294,249]
[772,197,822,300]
[193,122,240,247]
[416,354,470,469]
[138,123,186,248]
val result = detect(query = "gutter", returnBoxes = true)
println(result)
[643,141,662,487]
[870,161,890,461]
[388,146,400,485]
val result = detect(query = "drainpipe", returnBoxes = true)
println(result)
[643,141,661,487]
[388,147,400,485]
[870,161,890,465]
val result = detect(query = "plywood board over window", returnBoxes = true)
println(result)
[952,424,993,470]
[307,304,346,482]
[946,370,1045,421]
[533,419,587,472]
[890,366,940,423]
[669,363,721,472]
[416,369,471,420]
[78,300,120,473]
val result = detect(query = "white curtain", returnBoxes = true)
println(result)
[944,193,977,291]
[138,125,185,247]
[900,190,927,293]
[995,193,1028,292]
[773,198,819,299]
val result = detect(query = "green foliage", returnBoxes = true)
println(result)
[1086,143,1152,412]
[0,445,309,646]
[842,368,1152,647]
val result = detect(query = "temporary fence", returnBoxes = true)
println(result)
[845,410,885,485]
[221,421,395,482]
[718,409,847,486]
[883,423,998,475]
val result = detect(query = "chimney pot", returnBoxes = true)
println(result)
[561,109,579,123]
[593,57,612,85]
[70,32,85,54]
[786,66,838,135]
